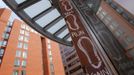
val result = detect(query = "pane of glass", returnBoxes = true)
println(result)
[24,37,29,42]
[125,36,134,44]
[21,24,26,29]
[0,59,2,63]
[98,13,105,20]
[47,39,51,44]
[67,37,72,41]
[15,0,26,4]
[18,35,24,41]
[2,41,7,46]
[102,11,107,16]
[109,25,115,30]
[24,0,51,18]
[58,29,69,38]
[47,19,66,34]
[110,2,117,9]
[5,27,11,32]
[116,7,124,14]
[14,59,20,67]
[0,49,4,56]
[20,30,25,34]
[3,33,9,39]
[18,42,23,48]
[26,26,30,31]
[48,44,51,49]
[16,50,21,57]
[0,41,3,46]
[21,70,26,75]
[23,43,28,49]
[36,9,61,27]
[25,31,30,36]
[22,51,27,59]
[22,60,26,67]
[13,70,19,75]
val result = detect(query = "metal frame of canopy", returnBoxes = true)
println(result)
[3,0,72,46]
[2,0,102,46]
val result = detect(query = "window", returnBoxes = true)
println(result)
[101,11,107,16]
[20,30,25,34]
[124,36,134,44]
[98,12,105,20]
[23,43,28,49]
[127,48,134,58]
[5,27,11,32]
[13,70,19,75]
[18,35,24,41]
[66,53,77,62]
[111,22,119,28]
[18,42,23,48]
[116,7,123,14]
[21,70,26,75]
[122,12,130,20]
[50,56,53,62]
[114,31,121,37]
[22,60,26,68]
[0,41,3,46]
[25,31,29,36]
[114,29,124,37]
[2,41,7,46]
[49,50,52,56]
[0,59,2,63]
[22,51,27,59]
[50,64,54,73]
[3,33,9,39]
[47,40,51,44]
[7,22,13,26]
[14,59,20,67]
[69,65,82,74]
[103,18,110,25]
[0,49,4,57]
[68,58,79,68]
[106,0,112,3]
[48,44,51,49]
[103,15,112,25]
[30,29,34,32]
[110,2,117,9]
[21,24,26,29]
[109,25,115,30]
[24,37,29,42]
[16,50,21,57]
[26,26,30,31]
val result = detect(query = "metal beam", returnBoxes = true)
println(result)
[17,0,40,11]
[54,25,67,36]
[63,33,70,40]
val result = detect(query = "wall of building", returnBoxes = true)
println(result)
[51,40,65,75]
[0,8,11,42]
[0,8,11,67]
[0,19,20,75]
[0,8,65,75]
[97,1,134,58]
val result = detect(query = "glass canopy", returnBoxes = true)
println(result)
[3,0,72,46]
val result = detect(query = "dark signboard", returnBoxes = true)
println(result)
[59,0,115,74]
[71,0,134,75]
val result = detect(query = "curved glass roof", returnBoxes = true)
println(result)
[3,0,72,46]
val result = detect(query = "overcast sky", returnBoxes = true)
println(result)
[0,0,20,21]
